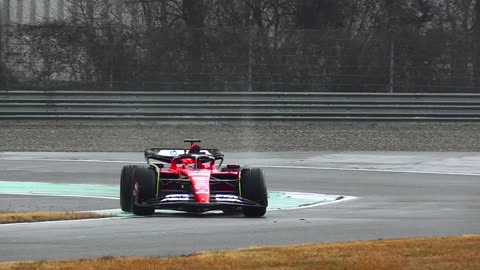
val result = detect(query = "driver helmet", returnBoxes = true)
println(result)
[189,144,201,154]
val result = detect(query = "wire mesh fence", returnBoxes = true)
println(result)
[1,15,479,92]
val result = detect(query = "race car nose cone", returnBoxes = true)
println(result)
[189,171,211,204]
[195,192,209,204]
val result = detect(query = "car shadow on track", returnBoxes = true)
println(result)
[131,211,265,219]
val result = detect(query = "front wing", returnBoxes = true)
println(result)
[136,194,265,212]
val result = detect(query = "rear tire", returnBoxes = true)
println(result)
[131,167,156,216]
[240,168,268,217]
[120,165,138,212]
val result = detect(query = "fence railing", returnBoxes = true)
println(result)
[1,90,480,121]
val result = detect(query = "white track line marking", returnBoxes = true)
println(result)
[0,189,355,223]
[261,165,480,176]
[0,217,126,227]
[0,192,118,200]
[0,191,350,209]
[269,196,357,211]
[1,157,479,176]
[0,158,144,164]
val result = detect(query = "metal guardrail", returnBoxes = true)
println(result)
[1,90,480,121]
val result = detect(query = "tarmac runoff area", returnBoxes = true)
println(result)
[0,151,479,261]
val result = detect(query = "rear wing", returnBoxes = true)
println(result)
[144,148,224,164]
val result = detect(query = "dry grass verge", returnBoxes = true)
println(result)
[0,212,109,224]
[0,235,478,270]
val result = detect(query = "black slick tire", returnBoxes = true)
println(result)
[240,168,268,217]
[131,166,156,216]
[120,165,138,212]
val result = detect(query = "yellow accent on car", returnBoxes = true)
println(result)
[150,164,162,197]
[238,166,244,196]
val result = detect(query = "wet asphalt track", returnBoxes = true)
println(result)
[0,152,479,261]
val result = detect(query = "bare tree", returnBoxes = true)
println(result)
[473,0,480,88]
[2,0,479,92]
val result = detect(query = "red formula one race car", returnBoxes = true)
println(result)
[120,139,268,217]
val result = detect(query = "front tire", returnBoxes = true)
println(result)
[131,166,156,216]
[120,165,138,212]
[240,168,268,217]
